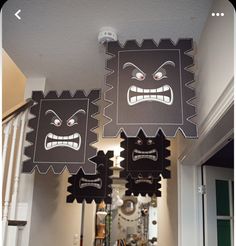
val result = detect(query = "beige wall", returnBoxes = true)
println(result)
[2,49,26,114]
[29,171,83,246]
[158,137,178,246]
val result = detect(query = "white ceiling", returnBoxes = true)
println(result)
[3,0,213,91]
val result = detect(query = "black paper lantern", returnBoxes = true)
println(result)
[23,90,100,174]
[125,175,162,197]
[120,129,171,179]
[104,39,197,138]
[66,151,113,204]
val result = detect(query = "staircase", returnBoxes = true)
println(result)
[2,99,33,246]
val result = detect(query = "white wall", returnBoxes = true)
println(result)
[28,171,83,246]
[178,1,234,246]
[196,0,234,127]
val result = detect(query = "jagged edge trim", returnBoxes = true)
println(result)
[103,38,197,138]
[24,90,101,175]
[23,99,41,168]
[87,90,101,174]
[66,150,114,202]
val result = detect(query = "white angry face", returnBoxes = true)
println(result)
[43,109,86,151]
[123,61,175,106]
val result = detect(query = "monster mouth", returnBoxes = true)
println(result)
[79,178,102,189]
[134,177,153,184]
[127,85,173,106]
[132,149,158,161]
[44,132,81,150]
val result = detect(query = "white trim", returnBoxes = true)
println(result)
[198,77,234,136]
[179,78,234,166]
[178,77,234,246]
[203,166,233,246]
[178,163,203,246]
[229,179,234,246]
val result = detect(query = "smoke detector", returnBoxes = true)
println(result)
[98,27,118,44]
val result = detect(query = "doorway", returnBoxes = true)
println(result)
[202,140,234,246]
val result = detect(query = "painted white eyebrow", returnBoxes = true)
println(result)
[153,61,175,74]
[67,109,86,121]
[123,62,145,75]
[45,109,62,121]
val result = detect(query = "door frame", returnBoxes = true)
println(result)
[203,166,234,246]
[177,80,234,246]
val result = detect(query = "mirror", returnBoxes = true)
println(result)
[120,197,137,215]
[110,188,158,246]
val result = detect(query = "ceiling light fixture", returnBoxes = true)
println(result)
[98,27,118,44]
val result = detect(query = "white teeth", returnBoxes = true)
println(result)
[79,178,102,189]
[47,133,79,140]
[47,142,52,148]
[137,95,143,100]
[127,85,173,106]
[135,179,153,184]
[68,142,73,147]
[131,86,137,92]
[163,85,169,91]
[45,133,81,150]
[132,149,158,161]
[131,97,136,103]
[80,183,102,189]
[156,87,163,93]
[164,96,170,102]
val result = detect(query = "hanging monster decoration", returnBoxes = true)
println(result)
[104,39,197,138]
[66,151,113,203]
[120,129,171,179]
[23,90,100,174]
[125,175,162,197]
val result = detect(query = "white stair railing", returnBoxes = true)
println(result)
[10,111,28,219]
[2,121,12,178]
[2,104,31,246]
[2,114,21,245]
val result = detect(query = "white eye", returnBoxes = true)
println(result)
[154,72,163,79]
[67,118,77,127]
[147,139,154,145]
[53,118,61,127]
[153,68,167,81]
[136,139,143,145]
[135,72,145,81]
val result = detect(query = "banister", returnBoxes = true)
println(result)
[2,98,34,124]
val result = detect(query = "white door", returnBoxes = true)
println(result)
[203,166,234,246]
